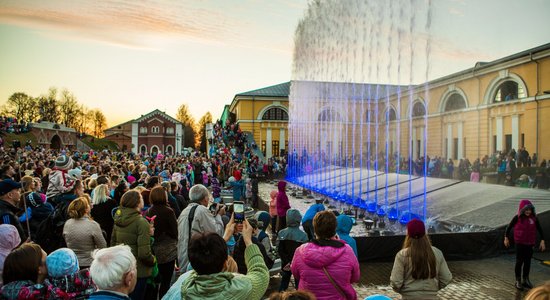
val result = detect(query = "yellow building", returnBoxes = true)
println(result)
[230,43,550,162]
[229,82,290,158]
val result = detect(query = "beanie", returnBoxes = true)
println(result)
[46,248,79,277]
[55,155,73,171]
[406,219,425,239]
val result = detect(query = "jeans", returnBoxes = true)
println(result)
[279,270,299,291]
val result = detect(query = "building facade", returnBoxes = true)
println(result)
[30,122,77,150]
[104,109,184,155]
[229,82,290,159]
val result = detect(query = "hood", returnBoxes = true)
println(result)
[0,224,20,252]
[301,242,347,268]
[336,215,353,235]
[181,271,251,299]
[277,181,286,191]
[255,211,271,231]
[113,207,142,227]
[518,199,535,216]
[286,209,302,227]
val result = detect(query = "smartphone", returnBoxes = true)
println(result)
[234,201,245,223]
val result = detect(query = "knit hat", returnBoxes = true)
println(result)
[46,248,79,277]
[55,155,73,170]
[406,219,425,239]
[67,168,82,180]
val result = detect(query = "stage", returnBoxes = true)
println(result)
[258,166,550,261]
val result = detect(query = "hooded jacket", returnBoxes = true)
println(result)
[277,209,308,267]
[180,244,269,300]
[291,239,360,300]
[276,181,290,217]
[336,215,358,258]
[0,224,20,287]
[46,269,96,299]
[0,280,49,300]
[111,207,155,278]
[0,199,26,243]
[505,199,544,246]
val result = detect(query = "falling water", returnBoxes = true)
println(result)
[288,0,432,226]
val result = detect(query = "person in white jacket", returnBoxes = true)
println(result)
[176,184,225,270]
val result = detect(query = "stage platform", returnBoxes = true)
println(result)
[259,166,550,261]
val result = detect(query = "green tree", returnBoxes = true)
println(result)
[176,103,197,148]
[197,112,213,151]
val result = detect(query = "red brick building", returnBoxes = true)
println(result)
[104,110,183,154]
[30,121,77,150]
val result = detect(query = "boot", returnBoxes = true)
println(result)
[515,278,524,290]
[523,278,533,289]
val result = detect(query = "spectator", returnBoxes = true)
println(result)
[46,155,76,202]
[0,165,15,180]
[302,199,325,241]
[20,176,53,241]
[233,218,274,274]
[390,219,452,299]
[336,214,358,258]
[63,197,107,268]
[278,209,308,292]
[177,184,225,271]
[170,181,188,214]
[269,190,278,235]
[91,184,117,244]
[525,281,550,300]
[0,224,21,287]
[161,181,181,217]
[89,245,137,300]
[0,179,26,242]
[111,190,156,300]
[255,211,275,260]
[0,243,48,299]
[145,186,178,299]
[291,211,359,300]
[276,181,291,232]
[269,290,317,300]
[45,248,96,298]
[180,221,269,299]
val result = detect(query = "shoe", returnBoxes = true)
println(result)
[515,280,524,290]
[523,278,533,289]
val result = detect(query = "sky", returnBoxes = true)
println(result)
[0,0,549,128]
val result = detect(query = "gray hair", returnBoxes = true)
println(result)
[189,184,209,203]
[90,245,136,290]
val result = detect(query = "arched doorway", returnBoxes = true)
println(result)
[51,135,61,150]
[140,145,147,154]
[150,146,159,156]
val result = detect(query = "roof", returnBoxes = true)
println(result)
[132,109,182,125]
[290,80,410,101]
[104,120,133,131]
[29,121,76,132]
[236,81,290,97]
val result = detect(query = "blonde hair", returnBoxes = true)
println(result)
[525,282,550,300]
[92,184,110,205]
[68,197,90,219]
[132,186,146,193]
[88,178,98,190]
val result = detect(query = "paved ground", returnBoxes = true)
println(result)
[265,253,550,299]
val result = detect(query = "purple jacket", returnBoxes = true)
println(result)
[276,181,290,217]
[291,240,360,300]
[514,199,537,245]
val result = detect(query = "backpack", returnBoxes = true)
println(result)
[35,200,70,254]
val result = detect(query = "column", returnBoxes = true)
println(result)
[457,122,463,159]
[496,117,503,152]
[419,126,425,157]
[266,128,272,158]
[175,124,183,154]
[412,127,418,159]
[131,122,138,153]
[512,115,519,150]
[447,124,453,159]
[279,128,285,151]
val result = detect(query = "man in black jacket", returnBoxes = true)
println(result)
[0,179,26,242]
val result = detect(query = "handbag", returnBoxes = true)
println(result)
[322,266,349,299]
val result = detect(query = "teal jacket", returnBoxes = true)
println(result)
[181,244,269,300]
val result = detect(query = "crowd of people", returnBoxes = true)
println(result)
[0,116,31,135]
[0,115,547,299]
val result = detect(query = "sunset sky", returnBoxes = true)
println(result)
[1,0,549,127]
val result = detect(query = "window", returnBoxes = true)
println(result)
[140,145,147,153]
[505,134,512,153]
[444,93,466,112]
[318,108,342,122]
[493,135,497,153]
[272,141,280,157]
[151,126,160,134]
[261,141,266,156]
[385,108,396,121]
[494,81,525,103]
[166,145,173,155]
[167,127,174,134]
[453,138,458,160]
[262,107,289,121]
[411,102,426,118]
[140,127,147,134]
[365,110,375,123]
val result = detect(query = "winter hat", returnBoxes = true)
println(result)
[55,155,73,170]
[68,168,82,180]
[127,175,136,184]
[407,219,426,239]
[46,248,79,277]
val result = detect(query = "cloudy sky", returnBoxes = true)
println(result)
[0,0,549,127]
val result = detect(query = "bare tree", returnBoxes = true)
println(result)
[90,109,107,137]
[176,103,197,148]
[59,89,80,128]
[197,112,212,151]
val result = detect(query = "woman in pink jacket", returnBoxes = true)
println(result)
[276,181,291,232]
[269,190,278,234]
[291,211,360,300]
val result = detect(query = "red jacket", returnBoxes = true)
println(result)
[514,199,537,245]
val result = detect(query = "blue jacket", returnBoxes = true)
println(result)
[89,290,131,300]
[302,203,325,223]
[230,180,245,201]
[336,215,358,258]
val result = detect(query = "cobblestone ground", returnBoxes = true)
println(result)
[265,253,550,299]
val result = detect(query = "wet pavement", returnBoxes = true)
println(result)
[265,253,550,299]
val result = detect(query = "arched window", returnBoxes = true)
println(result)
[139,145,147,154]
[151,126,160,134]
[385,108,396,121]
[365,110,375,123]
[151,146,159,155]
[165,145,173,155]
[444,93,467,112]
[166,127,174,134]
[493,80,526,102]
[262,107,288,121]
[318,108,342,122]
[411,101,426,118]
